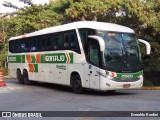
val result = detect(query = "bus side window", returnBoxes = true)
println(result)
[38,37,45,51]
[45,37,51,51]
[79,29,96,48]
[54,39,58,50]
[70,31,80,53]
[50,36,54,50]
[63,33,69,50]
[14,40,18,53]
[54,34,59,50]
[30,39,37,52]
[59,33,63,49]
[9,41,15,53]
[17,40,22,53]
[20,38,29,52]
[80,31,87,48]
[55,33,62,50]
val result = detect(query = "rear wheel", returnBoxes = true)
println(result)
[17,70,24,84]
[71,74,84,94]
[23,70,32,85]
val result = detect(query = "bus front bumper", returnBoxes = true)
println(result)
[100,77,143,91]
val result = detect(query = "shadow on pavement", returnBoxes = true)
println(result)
[4,78,138,96]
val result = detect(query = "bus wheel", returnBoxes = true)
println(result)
[17,70,24,84]
[23,70,32,85]
[71,74,84,94]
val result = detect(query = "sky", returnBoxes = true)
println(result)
[0,0,49,13]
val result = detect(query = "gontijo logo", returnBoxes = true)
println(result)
[45,55,65,62]
[41,53,73,64]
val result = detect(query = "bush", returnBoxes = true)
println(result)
[2,68,8,76]
[143,80,154,86]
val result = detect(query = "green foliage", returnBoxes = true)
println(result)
[143,80,154,86]
[0,42,8,68]
[2,68,8,76]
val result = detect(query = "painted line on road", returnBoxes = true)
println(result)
[7,87,16,91]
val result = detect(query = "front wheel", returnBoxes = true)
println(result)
[71,74,84,94]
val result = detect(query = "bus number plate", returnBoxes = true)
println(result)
[123,84,130,88]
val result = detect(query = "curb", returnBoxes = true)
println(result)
[3,76,12,78]
[141,87,160,90]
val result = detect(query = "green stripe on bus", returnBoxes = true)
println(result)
[8,55,25,63]
[34,64,38,72]
[8,53,73,64]
[21,55,25,63]
[106,70,143,78]
[116,71,143,78]
[31,54,36,63]
[69,53,73,64]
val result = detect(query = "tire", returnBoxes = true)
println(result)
[23,71,32,85]
[17,70,24,84]
[71,74,84,94]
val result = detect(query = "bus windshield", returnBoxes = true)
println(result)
[97,31,142,73]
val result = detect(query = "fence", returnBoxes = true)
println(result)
[144,71,160,86]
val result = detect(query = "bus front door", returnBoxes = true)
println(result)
[89,65,100,89]
[88,39,100,89]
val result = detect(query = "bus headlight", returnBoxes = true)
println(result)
[107,75,114,80]
[138,75,143,79]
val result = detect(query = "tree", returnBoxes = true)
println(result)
[65,0,160,71]
[2,0,62,35]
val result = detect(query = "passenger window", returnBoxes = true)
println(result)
[40,39,46,51]
[30,39,38,52]
[45,37,51,51]
[50,36,54,50]
[9,40,15,53]
[55,33,62,50]
[63,33,69,50]
[16,40,22,53]
[20,38,29,52]
[79,29,96,56]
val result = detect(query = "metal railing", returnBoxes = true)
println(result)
[144,71,160,86]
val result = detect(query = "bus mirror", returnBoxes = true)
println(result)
[138,39,151,55]
[88,35,105,51]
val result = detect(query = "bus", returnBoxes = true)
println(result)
[8,21,151,93]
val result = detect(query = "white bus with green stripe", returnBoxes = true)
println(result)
[8,21,151,93]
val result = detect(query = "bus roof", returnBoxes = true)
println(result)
[9,21,135,40]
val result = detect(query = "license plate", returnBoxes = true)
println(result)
[123,84,130,88]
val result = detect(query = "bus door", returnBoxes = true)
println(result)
[88,39,100,89]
